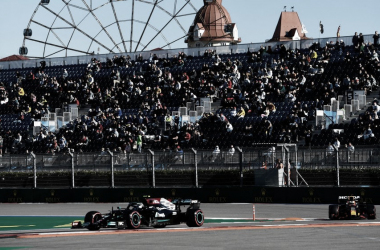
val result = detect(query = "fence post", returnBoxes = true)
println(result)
[252,204,256,221]
[237,147,243,187]
[127,152,130,168]
[286,148,290,188]
[295,146,299,187]
[108,150,114,188]
[30,152,36,188]
[191,148,198,188]
[334,145,340,187]
[148,150,155,188]
[69,151,74,188]
[182,148,185,165]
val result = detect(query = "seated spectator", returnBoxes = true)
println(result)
[326,142,334,155]
[308,65,318,75]
[110,69,120,87]
[266,102,276,113]
[333,137,341,148]
[184,132,191,142]
[18,87,25,97]
[14,133,22,145]
[230,107,237,117]
[136,134,142,153]
[211,145,220,162]
[363,126,374,140]
[0,136,3,156]
[260,161,268,170]
[264,119,273,136]
[275,159,283,169]
[371,50,379,62]
[174,146,183,162]
[346,142,355,153]
[62,69,68,79]
[226,122,233,133]
[228,145,235,156]
[218,113,228,123]
[236,107,245,119]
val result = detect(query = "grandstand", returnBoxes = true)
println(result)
[0,34,379,155]
[1,31,380,188]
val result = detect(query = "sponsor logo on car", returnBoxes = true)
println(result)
[155,212,165,218]
[339,196,360,199]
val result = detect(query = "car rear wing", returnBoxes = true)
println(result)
[338,196,360,203]
[172,199,198,205]
[172,199,200,209]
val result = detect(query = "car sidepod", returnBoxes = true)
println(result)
[367,204,376,219]
[329,205,339,220]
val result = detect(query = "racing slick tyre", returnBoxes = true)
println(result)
[367,204,376,220]
[186,209,204,227]
[126,211,141,229]
[84,211,102,230]
[329,205,339,220]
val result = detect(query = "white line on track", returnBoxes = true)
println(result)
[38,230,117,235]
[0,215,83,217]
[37,227,190,235]
[206,217,254,220]
[219,222,260,224]
[261,224,306,227]
[206,217,322,220]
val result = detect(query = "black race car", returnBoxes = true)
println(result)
[72,197,204,230]
[329,196,376,220]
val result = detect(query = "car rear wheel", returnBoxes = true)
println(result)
[367,204,376,219]
[126,211,141,229]
[186,209,204,227]
[329,205,339,220]
[84,211,102,230]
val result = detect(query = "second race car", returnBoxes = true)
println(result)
[328,196,376,220]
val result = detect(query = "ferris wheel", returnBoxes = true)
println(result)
[20,0,200,58]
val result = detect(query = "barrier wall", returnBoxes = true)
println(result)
[1,187,379,204]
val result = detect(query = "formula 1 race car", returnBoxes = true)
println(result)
[72,197,204,230]
[328,196,376,220]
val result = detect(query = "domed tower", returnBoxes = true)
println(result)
[186,0,241,48]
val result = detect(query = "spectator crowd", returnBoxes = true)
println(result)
[0,31,380,156]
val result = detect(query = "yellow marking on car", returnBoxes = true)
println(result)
[54,223,73,228]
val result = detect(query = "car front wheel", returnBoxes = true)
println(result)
[126,211,141,229]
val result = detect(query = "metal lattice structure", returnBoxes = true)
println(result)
[21,0,200,58]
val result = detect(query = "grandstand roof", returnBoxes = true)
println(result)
[0,55,29,62]
[269,11,308,42]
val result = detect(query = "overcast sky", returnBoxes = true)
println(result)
[0,0,379,59]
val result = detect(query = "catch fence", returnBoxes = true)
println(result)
[0,146,379,188]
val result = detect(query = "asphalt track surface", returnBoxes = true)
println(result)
[0,203,379,250]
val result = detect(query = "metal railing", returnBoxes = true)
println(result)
[0,147,379,188]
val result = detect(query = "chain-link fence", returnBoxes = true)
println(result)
[1,147,380,188]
